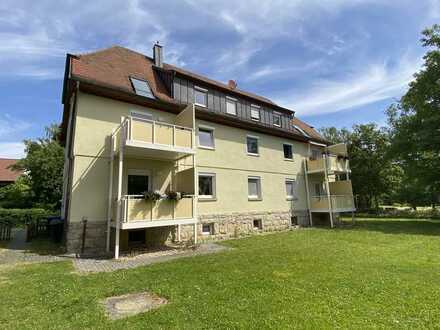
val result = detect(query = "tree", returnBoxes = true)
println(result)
[0,176,33,209]
[12,125,64,209]
[387,24,440,208]
[320,124,397,209]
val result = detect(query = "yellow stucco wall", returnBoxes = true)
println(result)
[68,92,311,223]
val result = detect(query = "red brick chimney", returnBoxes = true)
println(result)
[228,80,237,89]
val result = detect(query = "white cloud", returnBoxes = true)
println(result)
[0,115,32,139]
[0,142,25,159]
[278,55,422,116]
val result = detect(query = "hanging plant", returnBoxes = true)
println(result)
[143,190,163,202]
[166,191,182,201]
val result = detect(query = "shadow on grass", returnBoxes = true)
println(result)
[342,218,440,237]
[25,238,66,256]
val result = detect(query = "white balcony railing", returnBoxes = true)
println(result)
[310,195,355,212]
[116,195,195,223]
[118,116,194,151]
[307,155,350,173]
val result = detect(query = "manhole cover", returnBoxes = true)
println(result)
[102,291,168,319]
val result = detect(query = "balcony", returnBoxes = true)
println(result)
[114,195,196,230]
[310,195,355,212]
[114,104,196,160]
[307,155,350,174]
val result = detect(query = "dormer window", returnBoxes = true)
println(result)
[195,86,207,107]
[130,77,155,98]
[226,97,237,115]
[251,105,260,121]
[273,112,281,127]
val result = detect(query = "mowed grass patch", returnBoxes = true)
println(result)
[1,218,440,329]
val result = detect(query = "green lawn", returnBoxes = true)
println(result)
[1,218,440,329]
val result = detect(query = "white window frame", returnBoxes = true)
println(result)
[248,176,262,200]
[202,223,214,235]
[273,112,281,127]
[283,143,294,161]
[194,86,208,107]
[130,110,153,121]
[226,96,237,116]
[197,125,215,150]
[126,169,152,195]
[285,178,296,201]
[198,172,216,200]
[246,135,259,156]
[250,105,260,121]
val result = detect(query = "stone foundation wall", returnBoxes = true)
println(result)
[180,210,292,242]
[65,220,107,254]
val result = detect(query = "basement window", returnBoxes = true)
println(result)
[253,219,262,230]
[130,77,155,98]
[202,223,214,235]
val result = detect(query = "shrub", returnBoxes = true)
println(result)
[356,208,440,220]
[0,208,57,227]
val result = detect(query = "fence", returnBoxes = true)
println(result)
[0,222,12,241]
[26,218,49,242]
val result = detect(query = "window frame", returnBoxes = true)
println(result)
[130,110,153,121]
[194,86,208,107]
[246,135,260,156]
[126,169,151,196]
[250,105,260,121]
[202,223,214,235]
[226,96,237,116]
[248,176,262,201]
[283,143,294,161]
[273,112,281,127]
[197,125,215,150]
[129,77,155,99]
[198,172,216,200]
[285,178,296,201]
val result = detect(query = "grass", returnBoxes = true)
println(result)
[1,218,440,329]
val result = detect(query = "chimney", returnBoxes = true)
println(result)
[153,42,163,67]
[228,79,237,89]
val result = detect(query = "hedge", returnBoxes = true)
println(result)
[0,208,57,227]
[356,208,440,220]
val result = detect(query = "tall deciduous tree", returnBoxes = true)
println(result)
[12,125,64,209]
[387,24,440,208]
[320,124,397,209]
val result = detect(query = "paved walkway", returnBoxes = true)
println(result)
[0,229,229,274]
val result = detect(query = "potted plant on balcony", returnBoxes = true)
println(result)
[143,190,163,203]
[166,191,182,201]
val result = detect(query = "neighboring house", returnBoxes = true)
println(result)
[0,158,22,188]
[60,44,355,258]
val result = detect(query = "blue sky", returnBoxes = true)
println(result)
[0,0,438,158]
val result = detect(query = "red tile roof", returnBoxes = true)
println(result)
[69,45,325,142]
[0,159,22,182]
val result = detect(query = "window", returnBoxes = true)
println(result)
[130,110,153,121]
[246,136,259,155]
[311,149,321,160]
[226,97,237,115]
[202,223,214,235]
[283,143,293,160]
[285,179,296,200]
[195,87,207,107]
[293,124,310,137]
[315,183,324,196]
[130,77,155,98]
[127,171,150,195]
[253,219,262,230]
[198,127,214,149]
[251,105,260,121]
[248,176,262,200]
[273,112,281,127]
[199,173,216,199]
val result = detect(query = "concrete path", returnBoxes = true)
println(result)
[0,230,229,274]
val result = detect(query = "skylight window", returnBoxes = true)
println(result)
[130,77,155,98]
[292,124,310,137]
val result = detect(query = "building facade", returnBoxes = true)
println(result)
[60,44,355,258]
